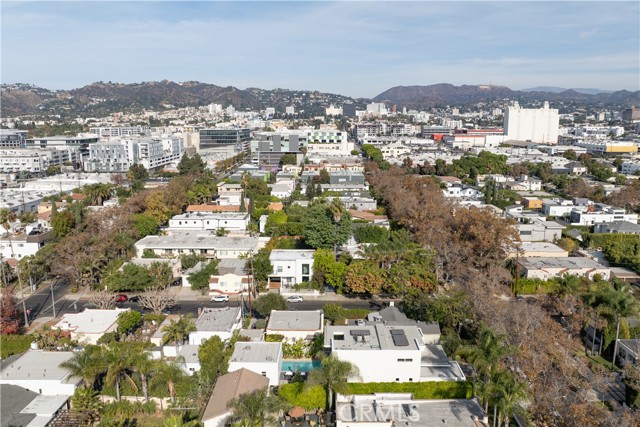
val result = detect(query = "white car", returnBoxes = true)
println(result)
[211,295,230,302]
[287,295,304,303]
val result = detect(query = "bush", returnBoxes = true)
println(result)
[265,334,285,342]
[117,310,143,335]
[515,278,559,294]
[345,381,472,399]
[0,334,33,358]
[144,313,166,324]
[278,383,326,410]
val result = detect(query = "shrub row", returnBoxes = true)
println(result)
[345,381,472,399]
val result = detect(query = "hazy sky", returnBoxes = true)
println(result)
[2,1,638,97]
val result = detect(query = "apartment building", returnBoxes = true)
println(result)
[84,136,183,172]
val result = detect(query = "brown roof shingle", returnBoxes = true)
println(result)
[202,369,269,421]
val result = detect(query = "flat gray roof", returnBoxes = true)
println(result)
[216,258,247,276]
[178,345,200,364]
[269,249,315,262]
[325,324,423,351]
[229,342,281,364]
[137,233,258,251]
[172,212,249,220]
[195,307,241,332]
[518,257,608,270]
[267,310,323,332]
[336,396,487,427]
[0,350,77,383]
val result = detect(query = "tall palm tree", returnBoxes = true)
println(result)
[59,345,105,389]
[329,198,346,257]
[129,351,155,402]
[151,360,184,404]
[308,354,359,409]
[494,371,528,427]
[227,388,286,427]
[102,344,134,401]
[162,315,196,355]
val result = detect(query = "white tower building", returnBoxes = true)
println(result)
[504,101,559,144]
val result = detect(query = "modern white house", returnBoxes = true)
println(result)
[0,350,81,396]
[227,342,283,386]
[189,307,242,345]
[167,212,250,232]
[324,322,465,383]
[570,204,638,226]
[0,225,52,261]
[53,308,129,345]
[209,258,249,294]
[266,310,324,341]
[201,369,269,427]
[268,249,315,292]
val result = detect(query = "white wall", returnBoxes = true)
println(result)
[0,379,77,396]
[333,349,422,383]
[228,360,281,387]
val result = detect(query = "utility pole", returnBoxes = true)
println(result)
[17,266,29,328]
[51,278,57,318]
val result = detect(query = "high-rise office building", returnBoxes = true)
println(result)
[199,128,251,153]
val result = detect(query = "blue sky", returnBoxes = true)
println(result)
[2,1,638,97]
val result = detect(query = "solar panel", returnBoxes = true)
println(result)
[390,329,405,335]
[350,329,371,336]
[392,334,409,346]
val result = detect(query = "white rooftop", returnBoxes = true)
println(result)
[269,249,315,262]
[53,308,129,334]
[266,310,323,332]
[0,350,77,383]
[195,307,242,332]
[136,233,259,251]
[229,342,282,364]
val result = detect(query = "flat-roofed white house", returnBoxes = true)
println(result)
[168,212,250,232]
[0,350,81,396]
[189,307,242,345]
[324,322,465,383]
[53,308,129,345]
[517,257,611,280]
[268,249,315,292]
[228,342,283,386]
[134,232,259,259]
[509,242,569,258]
[209,258,250,294]
[266,310,324,341]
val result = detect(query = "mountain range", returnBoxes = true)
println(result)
[1,81,638,117]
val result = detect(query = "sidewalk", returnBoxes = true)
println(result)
[25,316,55,333]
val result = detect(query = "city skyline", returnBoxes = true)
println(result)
[1,1,639,98]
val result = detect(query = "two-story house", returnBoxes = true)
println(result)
[268,249,315,293]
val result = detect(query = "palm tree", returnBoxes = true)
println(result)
[308,354,359,409]
[227,388,286,427]
[151,360,184,404]
[494,371,528,427]
[129,351,155,402]
[162,315,196,355]
[59,346,105,389]
[456,328,514,412]
[102,344,134,401]
[329,198,346,257]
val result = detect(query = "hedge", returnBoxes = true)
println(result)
[514,278,560,295]
[345,381,472,399]
[278,383,326,410]
[1,334,33,359]
[343,308,370,319]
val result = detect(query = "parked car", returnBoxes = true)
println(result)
[115,294,128,303]
[211,294,230,302]
[286,295,304,303]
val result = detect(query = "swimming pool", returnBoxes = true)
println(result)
[281,360,321,372]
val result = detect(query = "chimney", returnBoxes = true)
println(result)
[389,301,394,307]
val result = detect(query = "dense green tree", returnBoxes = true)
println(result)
[187,259,219,293]
[177,153,206,175]
[279,153,297,166]
[312,249,346,292]
[51,210,76,238]
[302,199,352,249]
[246,249,272,291]
[117,310,143,335]
[70,387,103,421]
[318,169,330,184]
[162,316,196,354]
[253,293,287,318]
[103,264,154,292]
[198,335,227,385]
[180,253,205,270]
[127,163,149,182]
[132,214,159,237]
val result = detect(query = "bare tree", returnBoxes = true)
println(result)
[138,288,178,314]
[88,289,116,309]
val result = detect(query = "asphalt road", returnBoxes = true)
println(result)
[22,289,377,324]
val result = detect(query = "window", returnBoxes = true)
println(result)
[261,372,267,376]
[277,266,283,273]
[302,264,309,275]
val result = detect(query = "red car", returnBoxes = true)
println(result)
[115,294,128,303]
